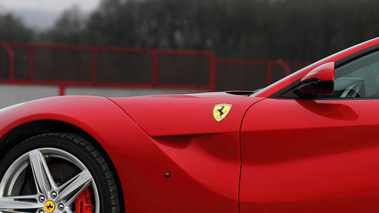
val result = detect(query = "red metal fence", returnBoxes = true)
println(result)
[0,42,310,95]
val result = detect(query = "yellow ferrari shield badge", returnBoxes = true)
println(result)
[44,201,55,212]
[213,104,232,122]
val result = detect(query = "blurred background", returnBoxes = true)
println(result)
[0,0,378,106]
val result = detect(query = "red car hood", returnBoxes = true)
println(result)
[110,92,263,136]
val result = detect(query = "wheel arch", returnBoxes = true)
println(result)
[0,119,125,213]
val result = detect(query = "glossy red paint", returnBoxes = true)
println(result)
[301,62,335,83]
[110,92,261,136]
[2,38,379,212]
[241,98,379,212]
[295,62,335,96]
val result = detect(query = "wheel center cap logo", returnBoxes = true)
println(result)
[44,201,55,212]
[213,104,232,122]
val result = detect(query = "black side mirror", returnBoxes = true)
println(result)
[294,62,335,98]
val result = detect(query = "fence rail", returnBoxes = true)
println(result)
[0,42,310,95]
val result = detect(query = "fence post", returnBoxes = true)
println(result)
[209,53,216,92]
[0,42,15,82]
[151,50,159,87]
[29,47,35,81]
[91,49,98,84]
[59,84,66,96]
[266,62,273,86]
[276,59,291,76]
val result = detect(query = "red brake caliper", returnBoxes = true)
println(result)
[75,188,94,213]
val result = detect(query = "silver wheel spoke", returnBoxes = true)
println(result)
[65,209,74,213]
[56,170,92,205]
[0,210,35,213]
[29,150,57,196]
[0,196,43,210]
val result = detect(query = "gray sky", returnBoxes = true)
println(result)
[0,0,102,29]
[0,0,101,12]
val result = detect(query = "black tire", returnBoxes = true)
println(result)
[0,133,120,213]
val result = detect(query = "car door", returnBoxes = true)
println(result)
[240,50,379,212]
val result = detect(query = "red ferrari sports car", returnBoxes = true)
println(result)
[1,37,379,213]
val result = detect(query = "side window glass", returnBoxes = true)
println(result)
[334,51,379,98]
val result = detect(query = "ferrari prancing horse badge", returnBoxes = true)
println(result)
[213,104,232,122]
